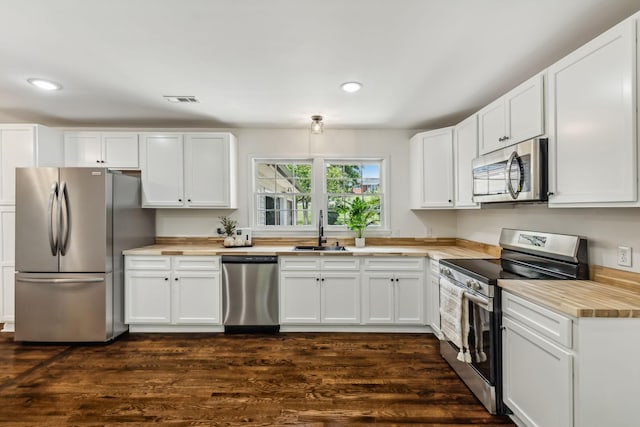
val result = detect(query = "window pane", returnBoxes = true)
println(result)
[254,160,313,228]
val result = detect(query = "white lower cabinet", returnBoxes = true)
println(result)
[502,290,640,427]
[427,258,441,336]
[279,257,360,325]
[125,255,221,331]
[362,257,424,325]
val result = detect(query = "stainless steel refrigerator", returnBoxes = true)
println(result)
[14,167,155,342]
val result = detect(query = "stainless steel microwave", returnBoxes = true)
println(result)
[472,138,548,203]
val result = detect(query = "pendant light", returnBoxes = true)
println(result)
[310,115,324,134]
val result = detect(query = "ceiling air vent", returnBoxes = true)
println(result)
[163,95,199,103]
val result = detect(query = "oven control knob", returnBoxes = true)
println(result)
[440,267,452,277]
[467,279,481,290]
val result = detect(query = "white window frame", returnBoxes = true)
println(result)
[323,157,389,234]
[251,156,390,235]
[251,157,318,232]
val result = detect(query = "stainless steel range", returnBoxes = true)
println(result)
[438,229,588,415]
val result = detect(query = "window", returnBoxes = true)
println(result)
[254,160,313,227]
[325,160,383,228]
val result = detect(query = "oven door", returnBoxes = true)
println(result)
[439,276,504,414]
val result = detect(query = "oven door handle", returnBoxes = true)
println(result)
[464,291,493,312]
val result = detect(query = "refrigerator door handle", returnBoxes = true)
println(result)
[47,182,59,255]
[18,277,105,284]
[59,181,70,256]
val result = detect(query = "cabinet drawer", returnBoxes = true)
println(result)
[173,256,220,271]
[363,257,424,271]
[503,291,572,348]
[280,257,321,271]
[126,256,171,271]
[320,257,360,271]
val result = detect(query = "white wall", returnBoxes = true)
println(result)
[155,128,457,239]
[456,204,640,273]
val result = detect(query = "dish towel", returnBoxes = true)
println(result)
[473,305,487,363]
[439,278,471,363]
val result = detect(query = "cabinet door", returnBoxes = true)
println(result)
[548,19,636,206]
[125,270,172,324]
[395,273,424,324]
[453,115,479,208]
[320,272,360,324]
[64,132,102,167]
[173,271,220,324]
[102,133,139,169]
[506,73,544,146]
[279,272,320,323]
[502,317,573,427]
[362,273,394,324]
[411,128,454,208]
[0,207,15,325]
[0,126,35,203]
[139,134,184,207]
[184,134,230,207]
[478,98,506,154]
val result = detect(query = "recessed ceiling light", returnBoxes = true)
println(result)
[340,81,362,93]
[163,95,199,103]
[27,78,62,91]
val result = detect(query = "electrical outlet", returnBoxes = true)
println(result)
[618,246,632,267]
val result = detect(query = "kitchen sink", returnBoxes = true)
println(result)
[293,245,347,251]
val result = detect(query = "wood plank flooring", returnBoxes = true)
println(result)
[0,332,514,426]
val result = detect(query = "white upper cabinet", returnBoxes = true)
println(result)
[64,132,139,168]
[140,134,184,207]
[139,132,237,209]
[0,124,63,205]
[479,73,545,155]
[453,114,479,208]
[547,17,638,207]
[409,127,454,209]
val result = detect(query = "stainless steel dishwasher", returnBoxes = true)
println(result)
[221,255,279,333]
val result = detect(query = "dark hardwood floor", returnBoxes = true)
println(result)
[0,332,514,426]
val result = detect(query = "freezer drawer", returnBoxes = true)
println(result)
[15,272,114,342]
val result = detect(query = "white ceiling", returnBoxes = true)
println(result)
[1,0,639,130]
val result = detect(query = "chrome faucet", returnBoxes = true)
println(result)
[318,209,327,247]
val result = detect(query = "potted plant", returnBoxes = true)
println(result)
[341,197,376,248]
[219,216,238,247]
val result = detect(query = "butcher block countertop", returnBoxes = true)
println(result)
[122,244,493,260]
[499,279,640,318]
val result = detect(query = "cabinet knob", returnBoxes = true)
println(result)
[504,136,510,140]
[396,278,399,282]
[390,278,394,282]
[321,277,325,282]
[96,160,100,163]
[101,160,105,163]
[164,277,168,281]
[178,198,182,202]
[316,278,320,282]
[174,278,178,281]
[547,192,554,197]
[448,199,452,203]
[187,199,192,202]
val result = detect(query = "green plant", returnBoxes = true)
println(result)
[219,216,237,237]
[339,198,376,238]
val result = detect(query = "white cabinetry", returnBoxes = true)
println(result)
[125,256,222,332]
[502,292,573,427]
[279,257,360,325]
[64,132,139,168]
[502,290,640,427]
[453,115,479,208]
[0,124,63,332]
[479,73,544,155]
[139,132,237,208]
[362,257,424,324]
[426,258,441,336]
[547,17,638,207]
[409,127,454,209]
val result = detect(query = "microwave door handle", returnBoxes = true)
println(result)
[506,151,522,199]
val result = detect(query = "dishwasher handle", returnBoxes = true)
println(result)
[222,255,278,264]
